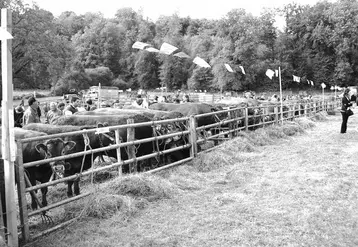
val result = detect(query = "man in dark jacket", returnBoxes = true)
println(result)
[341,88,353,133]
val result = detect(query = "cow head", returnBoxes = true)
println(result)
[35,138,76,179]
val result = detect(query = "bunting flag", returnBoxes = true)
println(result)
[159,42,178,55]
[265,69,275,79]
[193,56,211,68]
[132,41,151,50]
[0,28,13,40]
[239,65,246,74]
[224,63,234,73]
[173,51,190,58]
[145,47,160,53]
[293,75,300,82]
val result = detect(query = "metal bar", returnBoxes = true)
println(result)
[28,193,91,217]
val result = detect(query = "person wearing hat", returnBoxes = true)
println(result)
[64,96,81,115]
[14,105,24,127]
[340,88,353,134]
[23,96,41,125]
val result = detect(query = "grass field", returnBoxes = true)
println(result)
[25,108,358,247]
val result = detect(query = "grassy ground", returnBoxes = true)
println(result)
[25,109,358,247]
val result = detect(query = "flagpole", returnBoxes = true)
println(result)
[278,66,284,124]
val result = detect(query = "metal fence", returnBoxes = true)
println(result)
[3,98,340,245]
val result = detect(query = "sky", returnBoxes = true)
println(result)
[27,0,335,21]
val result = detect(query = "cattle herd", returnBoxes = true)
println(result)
[0,95,326,240]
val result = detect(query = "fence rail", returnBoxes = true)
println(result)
[5,98,341,244]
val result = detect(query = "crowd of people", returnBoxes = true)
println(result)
[14,96,98,127]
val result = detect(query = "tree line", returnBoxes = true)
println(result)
[0,0,357,97]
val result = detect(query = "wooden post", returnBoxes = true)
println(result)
[227,110,232,139]
[274,106,278,124]
[114,130,122,176]
[188,115,198,158]
[126,119,136,173]
[1,8,18,247]
[245,107,249,131]
[304,104,308,117]
[15,142,29,242]
[97,83,101,109]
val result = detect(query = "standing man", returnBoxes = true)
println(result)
[64,96,81,115]
[23,96,41,125]
[46,102,63,124]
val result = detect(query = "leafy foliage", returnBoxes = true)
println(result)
[3,0,358,96]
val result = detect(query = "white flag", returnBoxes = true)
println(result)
[307,79,310,85]
[239,66,246,74]
[293,75,300,82]
[159,42,178,55]
[145,47,160,53]
[275,70,279,77]
[224,64,234,73]
[311,80,314,86]
[266,69,275,79]
[193,56,211,68]
[321,83,326,89]
[173,51,190,58]
[132,41,150,50]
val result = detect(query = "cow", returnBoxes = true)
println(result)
[41,114,154,196]
[23,123,117,197]
[0,127,76,232]
[73,109,187,166]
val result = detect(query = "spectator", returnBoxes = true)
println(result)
[132,95,144,107]
[182,94,190,103]
[46,102,63,124]
[85,99,96,111]
[23,97,41,125]
[14,105,24,127]
[57,102,65,114]
[64,96,81,115]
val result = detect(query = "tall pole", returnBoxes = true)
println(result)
[1,8,18,247]
[278,66,284,124]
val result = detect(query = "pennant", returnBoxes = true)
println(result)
[145,47,160,53]
[193,56,211,68]
[224,63,234,73]
[159,42,178,55]
[173,51,190,58]
[293,75,300,82]
[239,66,246,74]
[265,69,275,79]
[275,70,279,77]
[132,41,150,50]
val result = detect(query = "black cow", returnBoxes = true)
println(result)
[0,127,76,229]
[23,123,116,197]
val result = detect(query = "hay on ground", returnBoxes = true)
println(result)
[104,174,177,201]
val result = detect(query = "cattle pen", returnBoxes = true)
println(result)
[1,98,340,246]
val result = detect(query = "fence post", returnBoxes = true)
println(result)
[126,119,137,173]
[304,103,308,117]
[15,141,29,243]
[227,110,233,139]
[114,130,122,176]
[245,107,249,131]
[274,106,278,124]
[188,115,198,158]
